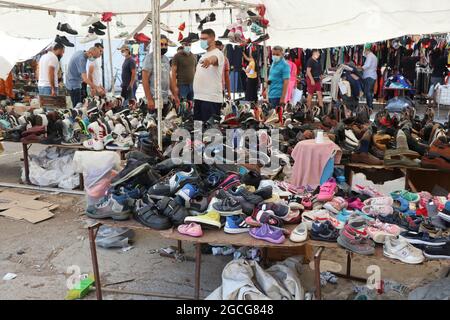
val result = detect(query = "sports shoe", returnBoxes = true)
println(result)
[224,215,252,234]
[61,137,82,146]
[290,222,308,242]
[254,186,273,200]
[79,33,98,44]
[337,225,375,255]
[83,139,104,150]
[367,219,401,244]
[361,205,394,217]
[213,196,243,216]
[86,193,131,221]
[147,183,172,200]
[57,22,78,35]
[383,237,425,264]
[92,21,107,30]
[256,203,290,219]
[169,169,197,192]
[185,210,221,229]
[134,32,151,43]
[310,221,339,242]
[323,197,348,214]
[363,197,394,206]
[134,197,172,230]
[246,210,284,228]
[89,26,105,36]
[165,108,178,121]
[157,197,189,226]
[317,178,337,202]
[178,223,203,237]
[105,134,133,151]
[302,210,344,230]
[399,231,448,247]
[423,243,450,260]
[249,224,285,244]
[228,186,263,205]
[55,35,74,47]
[82,15,101,26]
[175,183,200,207]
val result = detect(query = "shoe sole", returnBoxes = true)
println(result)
[224,227,250,234]
[106,145,131,151]
[184,217,221,229]
[85,211,131,221]
[437,213,450,223]
[399,236,447,247]
[111,163,151,187]
[310,234,338,243]
[423,252,450,260]
[383,250,424,264]
[337,236,375,255]
[215,209,243,217]
[250,233,285,244]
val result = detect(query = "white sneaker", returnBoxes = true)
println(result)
[116,21,126,28]
[165,108,178,121]
[105,135,133,151]
[115,32,129,39]
[383,237,425,264]
[264,110,279,124]
[83,139,104,151]
[290,222,308,243]
[79,33,98,44]
[82,15,101,27]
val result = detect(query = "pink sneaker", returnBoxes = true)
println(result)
[367,219,401,243]
[323,197,348,214]
[347,198,364,210]
[317,178,337,202]
[353,185,384,197]
[177,223,203,238]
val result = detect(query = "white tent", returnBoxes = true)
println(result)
[1,0,450,79]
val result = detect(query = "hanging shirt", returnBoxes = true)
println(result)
[362,51,378,80]
[245,60,257,79]
[268,58,290,99]
[193,48,225,103]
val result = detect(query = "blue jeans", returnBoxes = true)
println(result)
[363,77,376,109]
[269,98,281,108]
[68,88,82,108]
[178,84,194,101]
[38,86,58,95]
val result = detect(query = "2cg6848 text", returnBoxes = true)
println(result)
[176,304,274,318]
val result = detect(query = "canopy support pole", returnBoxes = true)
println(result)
[107,22,114,94]
[152,0,162,150]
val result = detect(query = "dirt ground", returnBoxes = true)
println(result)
[1,109,449,300]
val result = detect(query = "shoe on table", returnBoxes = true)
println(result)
[337,225,375,255]
[367,219,401,244]
[246,209,284,228]
[383,237,425,264]
[157,197,189,227]
[317,178,337,202]
[399,231,448,247]
[224,215,252,234]
[178,223,203,237]
[290,222,308,243]
[249,224,285,244]
[134,198,172,230]
[86,193,131,221]
[212,196,243,216]
[323,197,348,214]
[257,202,290,219]
[423,243,450,260]
[310,221,340,243]
[185,210,222,229]
[351,152,383,166]
[302,210,344,230]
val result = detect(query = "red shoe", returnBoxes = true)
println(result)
[178,31,184,42]
[257,4,266,17]
[101,12,114,22]
[277,106,284,125]
[134,33,151,44]
[178,22,186,31]
[260,18,270,28]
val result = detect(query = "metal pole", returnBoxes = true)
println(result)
[101,39,105,88]
[107,22,115,94]
[152,0,163,149]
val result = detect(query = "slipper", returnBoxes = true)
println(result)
[390,190,419,203]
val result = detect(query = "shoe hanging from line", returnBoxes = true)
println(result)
[88,26,105,36]
[198,12,216,31]
[79,33,99,44]
[57,22,78,35]
[134,33,151,44]
[116,20,126,28]
[101,12,114,22]
[115,32,129,39]
[55,35,74,47]
[92,21,107,30]
[178,22,186,31]
[82,15,101,27]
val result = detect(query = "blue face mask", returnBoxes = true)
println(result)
[200,40,209,50]
[272,56,281,63]
[184,46,191,54]
[88,57,96,62]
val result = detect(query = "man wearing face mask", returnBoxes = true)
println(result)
[306,49,324,111]
[143,35,179,114]
[38,43,65,96]
[193,29,225,122]
[119,44,137,104]
[172,41,197,101]
[65,46,104,107]
[268,46,291,108]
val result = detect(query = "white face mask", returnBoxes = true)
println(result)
[272,56,282,63]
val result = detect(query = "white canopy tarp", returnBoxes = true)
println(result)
[0,0,450,79]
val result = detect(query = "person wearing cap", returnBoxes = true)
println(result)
[119,44,137,104]
[38,43,65,96]
[361,43,378,110]
[171,41,197,101]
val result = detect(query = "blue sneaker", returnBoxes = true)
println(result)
[175,183,200,207]
[169,169,197,192]
[224,215,251,234]
[86,193,131,221]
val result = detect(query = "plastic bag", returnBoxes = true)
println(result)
[95,226,135,249]
[385,97,414,113]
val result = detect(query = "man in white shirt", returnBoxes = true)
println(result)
[193,29,225,122]
[38,43,65,96]
[361,43,378,110]
[87,42,104,97]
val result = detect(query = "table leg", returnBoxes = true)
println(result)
[177,240,183,254]
[314,247,324,300]
[194,243,202,300]
[88,223,103,300]
[262,247,269,267]
[22,143,31,184]
[346,251,352,277]
[79,173,84,191]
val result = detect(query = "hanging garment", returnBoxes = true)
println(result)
[285,60,298,103]
[325,48,332,70]
[291,138,342,188]
[230,70,244,93]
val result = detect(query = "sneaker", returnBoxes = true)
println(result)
[147,183,172,200]
[169,169,197,192]
[134,197,172,230]
[256,202,290,219]
[290,222,308,242]
[317,178,337,202]
[83,139,104,150]
[213,196,243,216]
[364,197,394,206]
[185,210,222,229]
[437,201,450,222]
[57,22,78,35]
[361,205,394,217]
[86,193,131,221]
[89,26,105,36]
[79,33,98,44]
[323,197,348,214]
[62,137,82,146]
[82,15,101,26]
[157,197,189,227]
[337,225,375,255]
[423,243,450,260]
[111,162,150,187]
[178,223,203,237]
[105,134,133,151]
[175,183,200,207]
[228,186,263,205]
[302,210,344,230]
[92,21,107,30]
[165,108,178,121]
[224,215,252,234]
[383,237,425,264]
[254,186,273,200]
[367,220,402,244]
[249,224,285,244]
[399,231,448,247]
[310,221,340,242]
[246,209,284,228]
[55,35,74,47]
[134,32,151,43]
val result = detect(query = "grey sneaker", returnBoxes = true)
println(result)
[213,196,243,216]
[86,193,131,221]
[337,225,375,255]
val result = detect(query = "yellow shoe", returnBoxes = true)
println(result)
[184,210,222,229]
